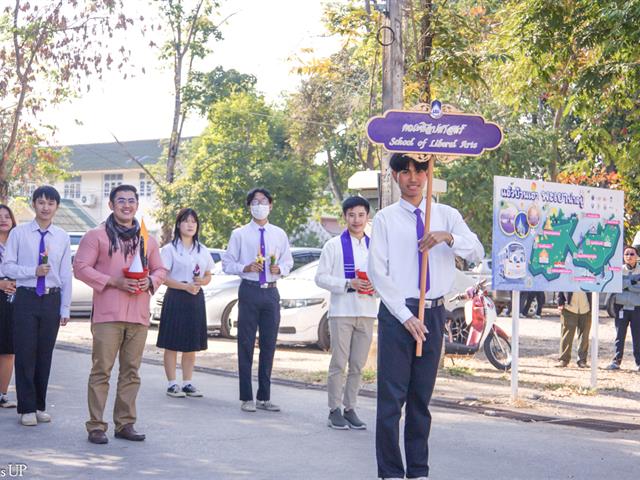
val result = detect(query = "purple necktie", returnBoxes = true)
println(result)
[36,230,47,296]
[414,208,430,293]
[259,227,267,285]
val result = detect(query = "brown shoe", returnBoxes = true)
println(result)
[88,429,109,444]
[114,424,145,442]
[577,360,588,368]
[555,360,569,368]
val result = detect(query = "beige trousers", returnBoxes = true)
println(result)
[327,316,375,411]
[86,322,148,433]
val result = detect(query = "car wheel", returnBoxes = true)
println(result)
[317,314,331,351]
[220,300,238,339]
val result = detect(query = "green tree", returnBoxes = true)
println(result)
[0,0,133,201]
[156,92,315,247]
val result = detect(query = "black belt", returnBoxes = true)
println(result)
[18,286,61,295]
[242,279,277,289]
[406,296,444,309]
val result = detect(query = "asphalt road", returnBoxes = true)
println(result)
[2,348,639,480]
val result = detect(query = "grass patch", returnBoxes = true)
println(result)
[542,383,597,396]
[444,366,476,377]
[361,368,377,383]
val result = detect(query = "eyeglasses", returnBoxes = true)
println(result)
[250,200,270,206]
[115,198,138,206]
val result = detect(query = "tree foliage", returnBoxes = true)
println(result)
[156,92,315,247]
[0,0,133,201]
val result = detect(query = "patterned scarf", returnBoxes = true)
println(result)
[105,214,140,260]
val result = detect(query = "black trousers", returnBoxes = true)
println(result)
[376,302,444,479]
[613,305,640,366]
[237,281,280,402]
[12,288,61,414]
[521,291,545,316]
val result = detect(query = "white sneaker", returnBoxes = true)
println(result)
[36,410,51,423]
[241,400,256,412]
[20,413,37,426]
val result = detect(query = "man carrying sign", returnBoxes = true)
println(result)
[368,153,483,479]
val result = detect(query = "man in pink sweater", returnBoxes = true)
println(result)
[74,185,167,445]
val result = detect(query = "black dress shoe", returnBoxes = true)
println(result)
[114,424,145,441]
[88,429,109,444]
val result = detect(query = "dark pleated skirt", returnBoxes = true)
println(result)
[157,287,208,352]
[0,291,14,354]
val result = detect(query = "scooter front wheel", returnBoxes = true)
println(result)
[484,331,512,371]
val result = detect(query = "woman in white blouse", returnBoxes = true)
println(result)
[158,208,214,398]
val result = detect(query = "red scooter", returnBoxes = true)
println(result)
[445,280,512,370]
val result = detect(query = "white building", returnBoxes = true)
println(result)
[51,139,164,232]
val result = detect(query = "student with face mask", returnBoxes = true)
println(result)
[222,188,293,413]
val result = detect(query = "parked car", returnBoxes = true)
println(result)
[69,234,93,316]
[151,247,322,337]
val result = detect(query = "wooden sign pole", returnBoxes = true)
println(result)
[416,156,434,357]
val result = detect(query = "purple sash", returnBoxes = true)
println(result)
[341,229,369,279]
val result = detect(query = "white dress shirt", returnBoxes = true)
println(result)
[2,220,73,317]
[0,242,6,277]
[368,198,484,324]
[315,234,378,318]
[222,220,294,282]
[161,240,216,283]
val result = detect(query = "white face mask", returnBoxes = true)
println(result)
[251,204,270,220]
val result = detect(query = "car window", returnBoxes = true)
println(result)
[70,235,82,246]
[292,254,310,272]
[210,252,222,263]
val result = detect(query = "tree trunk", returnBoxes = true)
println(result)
[550,81,569,182]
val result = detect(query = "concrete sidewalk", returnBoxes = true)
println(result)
[2,348,639,479]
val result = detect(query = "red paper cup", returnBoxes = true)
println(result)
[122,267,149,295]
[356,270,374,295]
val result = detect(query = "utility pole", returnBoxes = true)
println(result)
[376,0,404,208]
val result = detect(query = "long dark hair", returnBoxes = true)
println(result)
[172,208,201,252]
[0,204,17,232]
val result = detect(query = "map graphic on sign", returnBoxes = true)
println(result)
[491,176,624,293]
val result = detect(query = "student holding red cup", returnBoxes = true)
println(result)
[315,196,376,430]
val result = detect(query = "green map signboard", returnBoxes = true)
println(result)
[492,176,624,293]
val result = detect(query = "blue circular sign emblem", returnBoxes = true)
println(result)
[430,100,443,119]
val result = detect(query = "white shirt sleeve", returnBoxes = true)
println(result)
[368,212,413,324]
[315,241,348,294]
[222,230,245,275]
[2,228,35,280]
[160,245,174,273]
[448,206,485,262]
[277,232,294,277]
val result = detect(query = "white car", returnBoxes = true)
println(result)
[274,261,476,350]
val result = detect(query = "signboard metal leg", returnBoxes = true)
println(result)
[511,290,520,401]
[590,292,599,389]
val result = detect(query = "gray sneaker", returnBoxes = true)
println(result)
[605,362,621,371]
[256,400,280,412]
[327,408,349,430]
[0,395,16,408]
[241,400,256,412]
[343,409,366,430]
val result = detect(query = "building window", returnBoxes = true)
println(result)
[17,183,37,197]
[139,173,153,197]
[64,176,82,199]
[103,173,123,197]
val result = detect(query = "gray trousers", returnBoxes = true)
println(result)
[327,316,375,410]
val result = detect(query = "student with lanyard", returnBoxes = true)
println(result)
[2,186,72,427]
[74,185,167,444]
[158,208,214,398]
[368,154,483,480]
[315,196,377,430]
[222,188,293,413]
[0,204,17,409]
